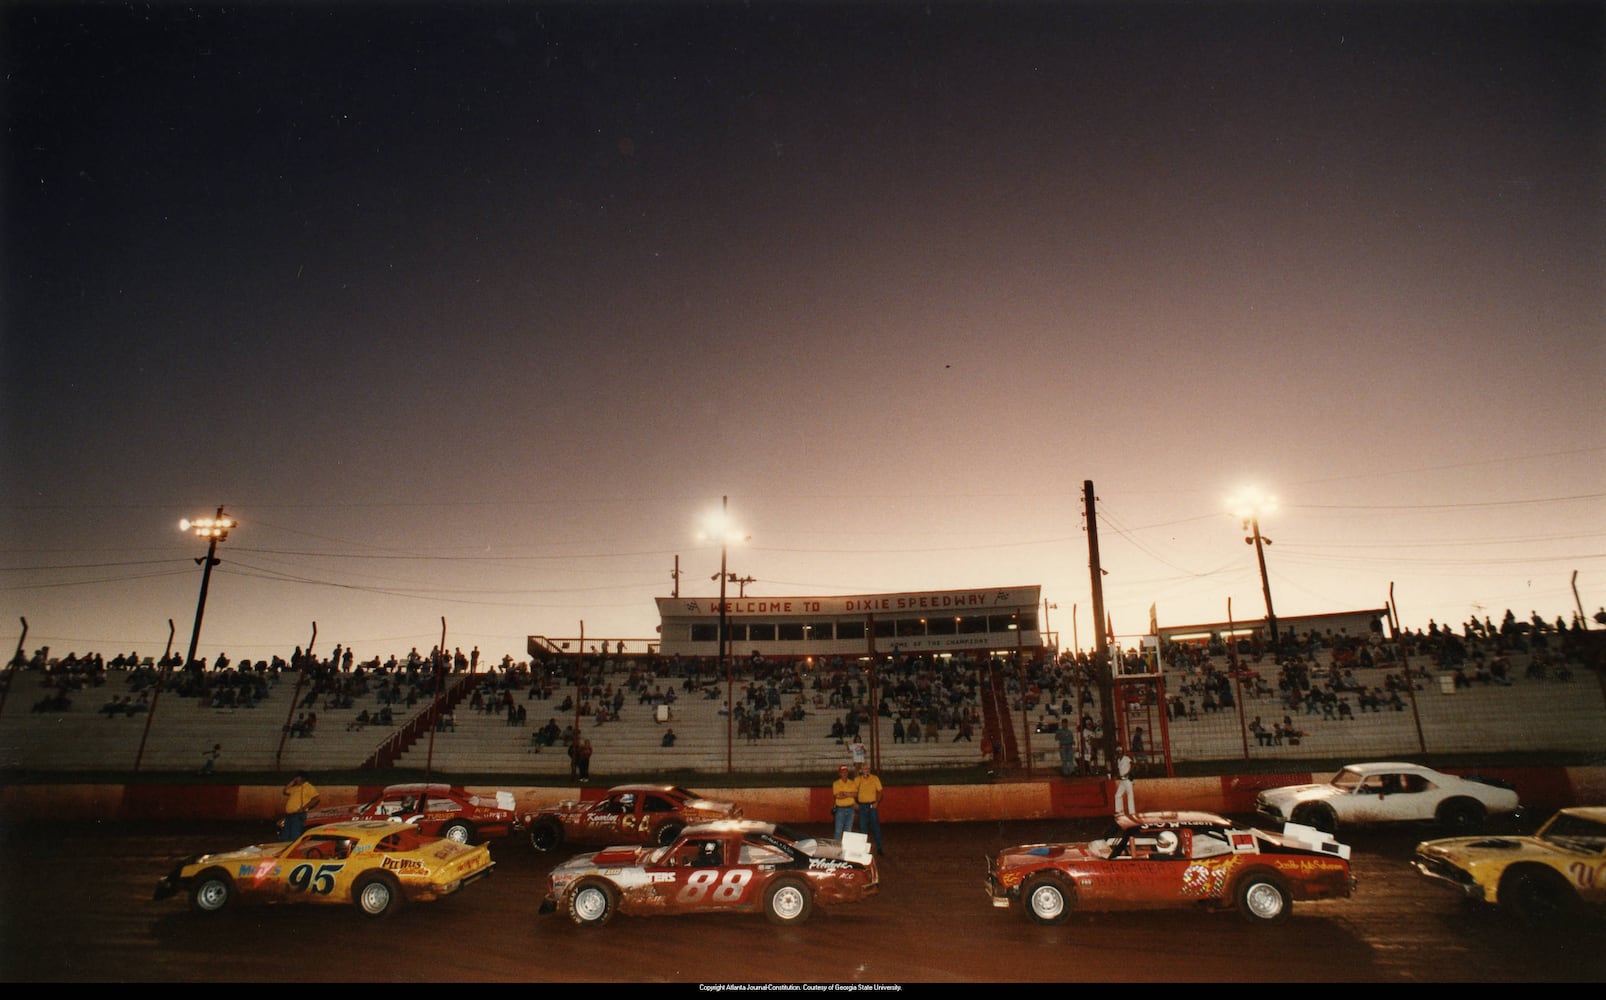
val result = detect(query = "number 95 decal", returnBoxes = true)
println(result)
[288,863,344,895]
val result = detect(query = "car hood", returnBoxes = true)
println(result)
[994,842,1101,869]
[554,844,650,871]
[1259,783,1337,805]
[189,840,292,866]
[1417,835,1553,861]
[306,804,366,824]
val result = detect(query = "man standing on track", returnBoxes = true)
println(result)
[281,772,320,840]
[831,764,859,840]
[855,762,885,856]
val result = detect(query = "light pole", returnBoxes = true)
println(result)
[179,507,236,672]
[1229,490,1279,646]
[700,497,745,774]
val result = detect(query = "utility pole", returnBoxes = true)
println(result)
[1086,481,1118,770]
[1246,515,1279,645]
[180,506,235,672]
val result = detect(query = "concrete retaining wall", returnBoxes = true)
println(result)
[4,766,1601,824]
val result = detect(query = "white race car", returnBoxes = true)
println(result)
[1255,761,1521,835]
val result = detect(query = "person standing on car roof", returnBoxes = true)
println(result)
[1113,744,1135,817]
[831,764,859,840]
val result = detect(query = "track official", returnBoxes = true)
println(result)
[832,764,859,840]
[855,762,885,856]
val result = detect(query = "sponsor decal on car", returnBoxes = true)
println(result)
[1181,862,1229,897]
[382,856,426,873]
[808,858,859,872]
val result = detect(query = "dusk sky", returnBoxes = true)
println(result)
[3,2,1602,668]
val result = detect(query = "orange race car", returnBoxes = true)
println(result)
[986,810,1354,925]
[522,784,741,853]
[298,782,519,844]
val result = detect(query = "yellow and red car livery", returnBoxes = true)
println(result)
[154,819,495,918]
[986,810,1354,924]
[539,819,878,926]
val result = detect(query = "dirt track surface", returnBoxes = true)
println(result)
[3,816,1603,983]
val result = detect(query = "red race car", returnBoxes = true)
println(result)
[539,820,879,926]
[986,811,1355,924]
[300,783,519,844]
[521,784,741,853]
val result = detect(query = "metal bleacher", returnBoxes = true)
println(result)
[1,641,1600,779]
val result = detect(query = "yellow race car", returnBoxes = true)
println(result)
[154,819,495,918]
[1414,806,1606,927]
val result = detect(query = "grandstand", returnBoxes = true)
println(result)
[1,638,1601,779]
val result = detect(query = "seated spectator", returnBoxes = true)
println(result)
[661,728,677,748]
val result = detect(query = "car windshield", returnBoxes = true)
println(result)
[1540,814,1606,854]
[1330,768,1365,791]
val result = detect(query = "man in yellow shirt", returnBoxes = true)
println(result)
[831,764,858,840]
[855,763,885,856]
[281,772,320,840]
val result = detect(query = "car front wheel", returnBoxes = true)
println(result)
[1437,799,1485,834]
[440,820,472,844]
[189,869,234,914]
[763,876,814,925]
[1022,872,1074,926]
[567,878,618,927]
[1235,872,1291,924]
[354,872,403,918]
[1499,866,1578,928]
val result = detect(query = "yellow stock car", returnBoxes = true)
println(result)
[154,820,495,918]
[1413,806,1606,927]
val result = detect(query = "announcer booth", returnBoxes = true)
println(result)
[654,585,1045,665]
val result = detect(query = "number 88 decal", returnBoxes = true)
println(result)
[676,868,752,904]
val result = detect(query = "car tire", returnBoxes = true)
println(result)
[1235,870,1291,924]
[1499,866,1578,928]
[1021,872,1075,926]
[529,819,563,853]
[1291,803,1337,835]
[441,820,473,844]
[566,877,618,927]
[354,872,403,918]
[654,821,685,848]
[763,876,814,926]
[1437,799,1485,835]
[189,868,234,914]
